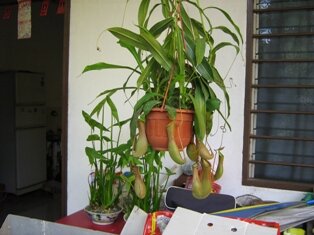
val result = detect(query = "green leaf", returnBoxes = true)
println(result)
[138,0,150,27]
[149,18,173,37]
[211,65,230,117]
[82,110,109,132]
[191,19,214,46]
[190,87,206,140]
[130,93,160,139]
[118,41,144,71]
[134,92,160,113]
[185,35,213,82]
[207,98,221,112]
[130,108,143,140]
[161,0,170,17]
[85,147,103,165]
[197,61,214,82]
[205,6,243,44]
[205,111,213,135]
[175,27,185,75]
[108,27,147,50]
[165,105,176,120]
[102,136,112,142]
[139,28,173,71]
[82,62,137,74]
[143,100,161,116]
[195,38,206,66]
[112,118,131,128]
[184,35,196,65]
[90,97,106,117]
[106,96,119,122]
[165,167,176,176]
[180,4,195,40]
[136,59,155,88]
[214,26,240,46]
[210,42,240,65]
[87,134,100,141]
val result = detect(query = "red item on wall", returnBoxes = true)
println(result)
[56,0,64,14]
[40,0,50,16]
[2,6,13,20]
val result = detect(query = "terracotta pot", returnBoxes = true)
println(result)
[145,108,194,151]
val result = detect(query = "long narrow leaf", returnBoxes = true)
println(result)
[106,96,119,122]
[139,27,173,71]
[87,134,100,141]
[210,42,240,65]
[161,0,170,18]
[211,65,230,117]
[85,147,103,165]
[213,26,240,46]
[90,97,106,117]
[195,38,206,66]
[204,6,243,44]
[136,58,155,88]
[185,35,214,82]
[191,18,214,46]
[143,100,161,116]
[108,27,147,50]
[82,111,109,132]
[82,62,138,74]
[118,41,144,71]
[149,18,173,37]
[134,92,160,112]
[180,4,195,40]
[138,0,150,27]
[175,26,185,75]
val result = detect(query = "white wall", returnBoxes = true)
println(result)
[67,0,304,214]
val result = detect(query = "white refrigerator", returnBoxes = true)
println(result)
[0,71,47,195]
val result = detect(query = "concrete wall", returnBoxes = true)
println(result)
[67,0,304,214]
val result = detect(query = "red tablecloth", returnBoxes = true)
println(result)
[57,210,125,235]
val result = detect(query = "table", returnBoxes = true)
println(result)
[57,210,126,235]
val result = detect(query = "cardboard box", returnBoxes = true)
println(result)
[0,214,115,235]
[163,207,279,235]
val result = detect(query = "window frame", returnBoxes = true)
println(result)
[242,0,314,192]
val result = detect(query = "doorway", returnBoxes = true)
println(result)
[0,0,68,225]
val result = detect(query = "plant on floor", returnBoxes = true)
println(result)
[82,0,242,210]
[82,98,130,224]
[119,148,175,217]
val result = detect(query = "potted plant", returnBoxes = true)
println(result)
[83,0,242,205]
[82,97,129,225]
[119,147,175,219]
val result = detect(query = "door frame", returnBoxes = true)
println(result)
[61,0,70,216]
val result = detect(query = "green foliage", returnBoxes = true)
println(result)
[120,149,175,215]
[82,0,242,142]
[83,102,127,210]
[82,0,243,213]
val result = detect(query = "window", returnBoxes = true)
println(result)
[243,0,314,191]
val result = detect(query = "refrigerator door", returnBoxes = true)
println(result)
[16,128,46,191]
[15,72,45,105]
[15,106,46,128]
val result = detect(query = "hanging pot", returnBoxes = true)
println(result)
[145,108,194,151]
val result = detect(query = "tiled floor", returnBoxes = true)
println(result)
[0,187,62,227]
